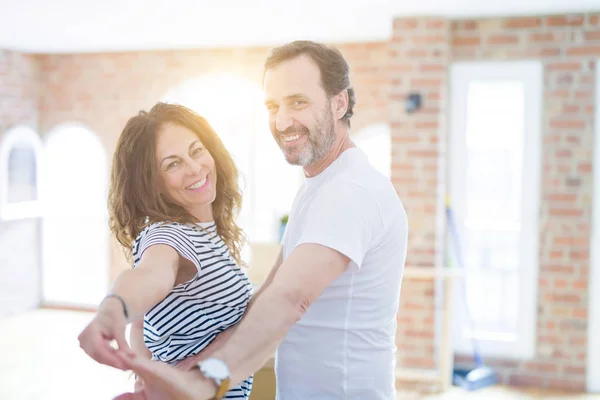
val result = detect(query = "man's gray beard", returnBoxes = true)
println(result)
[286,110,335,167]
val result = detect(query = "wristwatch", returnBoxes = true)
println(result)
[195,358,231,399]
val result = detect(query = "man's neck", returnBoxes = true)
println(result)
[303,130,354,178]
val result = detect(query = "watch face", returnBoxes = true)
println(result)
[201,358,230,380]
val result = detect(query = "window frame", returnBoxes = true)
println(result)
[587,58,600,392]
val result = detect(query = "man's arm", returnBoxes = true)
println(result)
[209,243,348,387]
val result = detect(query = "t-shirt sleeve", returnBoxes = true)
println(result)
[296,182,382,272]
[133,223,201,272]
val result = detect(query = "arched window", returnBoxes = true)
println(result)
[0,125,43,220]
[42,123,109,307]
[352,123,391,179]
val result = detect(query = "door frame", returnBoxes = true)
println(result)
[588,58,600,392]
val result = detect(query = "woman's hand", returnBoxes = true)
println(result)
[78,296,134,370]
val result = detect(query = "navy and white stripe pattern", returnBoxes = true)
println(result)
[132,221,253,399]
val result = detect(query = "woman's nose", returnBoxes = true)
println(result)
[184,158,203,175]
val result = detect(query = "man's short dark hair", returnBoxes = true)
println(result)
[264,40,356,128]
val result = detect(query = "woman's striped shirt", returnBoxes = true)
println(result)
[132,221,253,399]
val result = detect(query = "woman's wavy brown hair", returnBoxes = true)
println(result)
[109,102,246,266]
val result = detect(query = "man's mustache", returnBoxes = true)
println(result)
[278,126,309,136]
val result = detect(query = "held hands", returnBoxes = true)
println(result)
[113,352,216,400]
[113,348,209,399]
[112,371,173,400]
[78,295,217,399]
[78,296,135,370]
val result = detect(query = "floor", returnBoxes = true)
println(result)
[0,309,132,400]
[0,309,598,400]
[400,388,600,400]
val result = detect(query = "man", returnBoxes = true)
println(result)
[116,40,408,400]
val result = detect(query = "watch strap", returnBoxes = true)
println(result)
[213,377,230,399]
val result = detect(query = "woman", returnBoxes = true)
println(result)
[77,102,253,399]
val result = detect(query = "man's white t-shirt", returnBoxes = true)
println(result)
[275,148,408,399]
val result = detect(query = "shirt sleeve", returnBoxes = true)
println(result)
[133,223,202,273]
[296,182,382,272]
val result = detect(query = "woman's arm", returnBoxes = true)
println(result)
[130,319,152,391]
[130,320,152,359]
[78,244,180,370]
[107,244,181,321]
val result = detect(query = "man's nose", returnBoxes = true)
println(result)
[275,108,294,133]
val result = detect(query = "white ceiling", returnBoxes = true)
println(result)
[1,0,599,53]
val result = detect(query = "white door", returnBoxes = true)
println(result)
[42,124,109,307]
[448,61,542,359]
[588,60,600,392]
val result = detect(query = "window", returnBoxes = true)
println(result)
[0,125,43,220]
[448,61,542,359]
[41,124,109,307]
[353,123,391,179]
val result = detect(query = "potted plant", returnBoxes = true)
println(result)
[279,214,288,241]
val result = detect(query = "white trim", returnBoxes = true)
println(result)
[587,59,600,393]
[0,125,43,221]
[448,61,542,360]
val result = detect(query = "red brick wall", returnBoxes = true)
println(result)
[390,17,450,375]
[0,50,41,320]
[391,12,598,391]
[0,50,38,132]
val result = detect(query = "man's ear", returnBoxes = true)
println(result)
[332,90,349,121]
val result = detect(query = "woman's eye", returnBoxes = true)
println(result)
[166,161,179,170]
